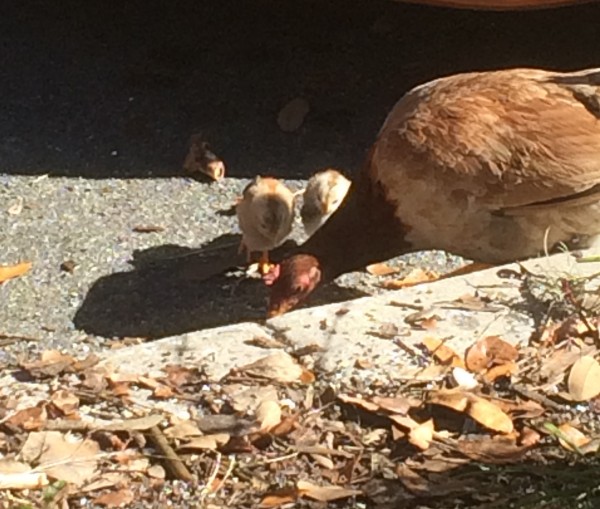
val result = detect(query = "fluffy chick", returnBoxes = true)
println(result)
[236,176,295,274]
[183,136,225,181]
[301,169,351,237]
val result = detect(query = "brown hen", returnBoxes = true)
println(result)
[266,67,600,316]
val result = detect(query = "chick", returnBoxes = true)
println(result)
[300,168,351,237]
[236,176,295,275]
[183,136,226,181]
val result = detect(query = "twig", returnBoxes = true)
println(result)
[511,383,565,411]
[212,455,236,493]
[199,452,222,499]
[147,425,194,482]
[264,452,298,464]
[0,333,42,347]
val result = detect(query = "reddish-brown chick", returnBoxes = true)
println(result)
[264,255,322,317]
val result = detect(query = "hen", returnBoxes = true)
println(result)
[236,176,295,275]
[266,67,600,316]
[301,168,352,237]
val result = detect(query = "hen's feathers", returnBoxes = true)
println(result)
[368,67,600,262]
[374,68,600,211]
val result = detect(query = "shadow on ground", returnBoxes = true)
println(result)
[1,0,599,179]
[73,235,368,338]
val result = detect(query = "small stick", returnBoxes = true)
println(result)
[148,425,194,482]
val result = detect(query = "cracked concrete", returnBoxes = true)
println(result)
[100,250,600,384]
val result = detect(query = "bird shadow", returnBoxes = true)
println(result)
[73,234,369,339]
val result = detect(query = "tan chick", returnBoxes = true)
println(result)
[183,136,226,181]
[300,169,351,237]
[236,176,295,275]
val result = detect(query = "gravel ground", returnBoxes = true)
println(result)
[1,174,465,360]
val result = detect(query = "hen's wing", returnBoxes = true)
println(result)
[372,68,600,215]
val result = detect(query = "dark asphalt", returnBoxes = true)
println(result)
[1,0,599,179]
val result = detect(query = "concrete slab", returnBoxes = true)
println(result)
[100,251,600,383]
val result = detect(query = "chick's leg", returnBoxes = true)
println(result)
[258,251,276,276]
[238,239,252,264]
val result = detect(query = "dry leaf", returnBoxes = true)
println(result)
[355,358,374,369]
[540,345,596,382]
[21,350,78,378]
[494,398,545,419]
[310,453,335,470]
[381,267,439,289]
[409,419,434,450]
[60,260,76,273]
[256,400,282,432]
[483,362,518,383]
[6,404,47,430]
[20,431,100,487]
[422,336,464,367]
[164,421,203,439]
[0,471,49,490]
[428,390,514,434]
[51,390,80,416]
[277,97,310,132]
[388,414,421,431]
[467,398,514,434]
[557,423,591,452]
[0,460,31,475]
[366,262,399,276]
[465,336,518,373]
[164,364,196,388]
[270,414,299,437]
[81,472,129,493]
[238,351,308,384]
[0,261,32,284]
[371,395,415,415]
[568,355,600,401]
[297,480,361,502]
[94,488,135,508]
[153,385,174,399]
[223,384,279,414]
[259,487,299,508]
[147,465,166,479]
[132,225,164,233]
[519,426,541,447]
[456,436,529,464]
[8,196,23,215]
[337,394,380,413]
[245,336,286,349]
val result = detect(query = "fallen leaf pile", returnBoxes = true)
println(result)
[1,279,600,507]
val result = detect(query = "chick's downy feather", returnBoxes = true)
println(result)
[301,169,351,237]
[236,176,295,254]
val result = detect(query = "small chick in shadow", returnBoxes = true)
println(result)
[183,135,226,181]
